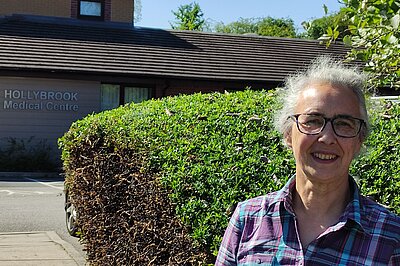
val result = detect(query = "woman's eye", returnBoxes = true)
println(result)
[336,118,356,127]
[302,118,323,127]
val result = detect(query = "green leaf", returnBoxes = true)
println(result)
[327,26,333,35]
[387,34,398,44]
[333,25,340,39]
[390,14,400,29]
[323,4,328,15]
[343,35,352,46]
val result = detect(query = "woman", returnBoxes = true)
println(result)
[215,57,400,265]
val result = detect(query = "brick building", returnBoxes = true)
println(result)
[0,0,133,22]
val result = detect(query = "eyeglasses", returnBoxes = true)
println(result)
[288,114,365,138]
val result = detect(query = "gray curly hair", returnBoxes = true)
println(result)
[273,56,370,142]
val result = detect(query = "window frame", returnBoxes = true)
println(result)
[78,0,105,21]
[100,83,153,111]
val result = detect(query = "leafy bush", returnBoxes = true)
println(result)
[351,99,400,214]
[0,137,57,172]
[59,90,400,264]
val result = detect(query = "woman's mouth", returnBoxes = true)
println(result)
[313,153,338,160]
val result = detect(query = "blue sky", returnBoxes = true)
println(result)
[135,0,343,32]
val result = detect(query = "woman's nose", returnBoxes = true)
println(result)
[318,121,337,144]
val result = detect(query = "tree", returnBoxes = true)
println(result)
[214,18,258,35]
[214,17,297,38]
[301,12,348,40]
[320,0,400,89]
[258,17,297,38]
[170,2,205,31]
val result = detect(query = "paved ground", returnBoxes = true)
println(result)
[0,231,86,265]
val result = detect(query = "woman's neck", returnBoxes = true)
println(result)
[294,174,351,216]
[292,175,351,247]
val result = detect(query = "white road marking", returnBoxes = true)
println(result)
[0,190,55,195]
[24,177,64,191]
[0,177,64,196]
[0,190,15,195]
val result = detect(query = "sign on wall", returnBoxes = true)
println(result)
[0,77,101,163]
[2,89,79,112]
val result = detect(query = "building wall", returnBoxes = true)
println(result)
[0,0,133,23]
[111,0,133,23]
[0,0,70,17]
[0,77,101,163]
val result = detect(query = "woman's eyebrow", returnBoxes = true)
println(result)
[303,113,358,119]
[334,114,356,119]
[303,112,323,116]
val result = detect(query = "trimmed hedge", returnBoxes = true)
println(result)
[352,99,400,212]
[59,90,400,264]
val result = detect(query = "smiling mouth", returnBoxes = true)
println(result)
[313,153,338,160]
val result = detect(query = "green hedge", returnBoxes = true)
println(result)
[352,100,400,212]
[59,90,400,264]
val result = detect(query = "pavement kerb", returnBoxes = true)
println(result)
[46,231,87,265]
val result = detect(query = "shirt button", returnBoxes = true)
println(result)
[256,258,262,264]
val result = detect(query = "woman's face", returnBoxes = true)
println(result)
[285,82,363,184]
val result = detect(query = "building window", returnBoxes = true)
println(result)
[101,84,151,111]
[124,87,150,104]
[78,0,104,20]
[101,84,120,111]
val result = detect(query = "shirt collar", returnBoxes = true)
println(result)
[270,175,296,215]
[341,177,370,234]
[271,175,369,234]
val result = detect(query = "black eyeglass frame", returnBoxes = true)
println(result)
[288,114,366,138]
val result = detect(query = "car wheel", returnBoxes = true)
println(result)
[65,197,78,237]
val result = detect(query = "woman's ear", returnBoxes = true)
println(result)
[284,132,293,149]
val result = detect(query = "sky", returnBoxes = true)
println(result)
[135,0,344,32]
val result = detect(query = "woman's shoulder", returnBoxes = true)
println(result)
[235,190,283,218]
[360,195,400,238]
[361,195,400,221]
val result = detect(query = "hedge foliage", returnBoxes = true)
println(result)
[352,99,400,212]
[59,90,400,264]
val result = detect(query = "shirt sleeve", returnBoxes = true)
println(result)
[215,204,243,266]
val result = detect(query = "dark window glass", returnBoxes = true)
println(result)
[101,84,152,111]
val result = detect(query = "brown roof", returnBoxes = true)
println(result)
[0,14,349,83]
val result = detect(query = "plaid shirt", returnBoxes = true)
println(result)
[215,176,400,265]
